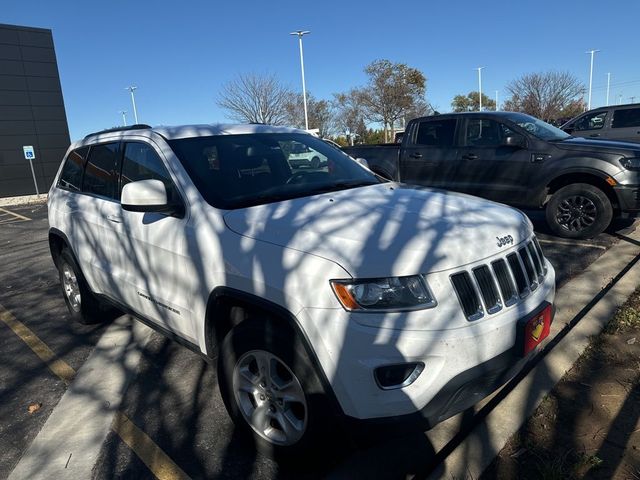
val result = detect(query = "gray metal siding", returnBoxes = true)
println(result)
[0,23,70,198]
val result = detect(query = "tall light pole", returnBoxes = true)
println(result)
[126,85,139,124]
[619,94,623,105]
[606,72,611,106]
[586,49,600,110]
[495,90,499,111]
[475,67,485,111]
[290,30,311,130]
[119,110,127,126]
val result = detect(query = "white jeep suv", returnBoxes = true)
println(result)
[48,124,555,459]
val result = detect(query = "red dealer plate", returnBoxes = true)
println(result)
[520,304,553,356]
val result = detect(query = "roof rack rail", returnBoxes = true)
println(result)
[84,124,152,139]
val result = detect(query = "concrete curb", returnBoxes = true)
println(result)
[8,316,153,480]
[0,194,47,207]
[425,229,640,479]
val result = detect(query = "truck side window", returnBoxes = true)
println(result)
[464,119,502,146]
[121,142,179,203]
[575,112,607,131]
[58,147,89,192]
[612,108,640,129]
[415,120,456,146]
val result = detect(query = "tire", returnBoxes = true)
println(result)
[545,183,613,239]
[57,248,114,325]
[218,319,339,464]
[310,156,321,169]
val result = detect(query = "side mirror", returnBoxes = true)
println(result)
[563,127,574,134]
[121,179,183,216]
[502,134,526,149]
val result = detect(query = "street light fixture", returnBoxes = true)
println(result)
[475,67,485,111]
[126,85,139,124]
[290,30,311,130]
[586,49,600,110]
[119,110,128,126]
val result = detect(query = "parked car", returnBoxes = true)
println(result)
[48,123,555,461]
[344,112,640,239]
[286,140,326,168]
[562,103,640,143]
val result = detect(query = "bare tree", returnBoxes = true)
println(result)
[285,93,335,136]
[503,71,586,122]
[332,89,367,144]
[358,59,427,142]
[217,73,292,125]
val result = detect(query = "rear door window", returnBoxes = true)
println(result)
[612,108,640,129]
[58,147,89,192]
[414,119,457,146]
[463,119,504,146]
[120,142,179,203]
[82,142,120,200]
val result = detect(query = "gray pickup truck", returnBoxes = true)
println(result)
[344,112,640,239]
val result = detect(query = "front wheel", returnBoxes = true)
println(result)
[545,183,613,239]
[218,320,339,464]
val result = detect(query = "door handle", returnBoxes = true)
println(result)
[589,133,600,137]
[65,200,77,208]
[106,215,122,224]
[461,154,478,160]
[409,152,423,159]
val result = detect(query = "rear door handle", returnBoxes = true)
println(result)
[589,133,600,137]
[409,152,423,159]
[65,200,77,208]
[106,215,122,224]
[461,154,478,160]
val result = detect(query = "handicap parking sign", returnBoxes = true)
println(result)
[23,145,35,160]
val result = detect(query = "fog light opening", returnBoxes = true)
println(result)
[374,362,425,390]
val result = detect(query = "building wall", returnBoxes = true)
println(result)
[0,23,70,198]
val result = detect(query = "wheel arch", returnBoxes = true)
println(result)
[204,286,344,415]
[48,227,74,269]
[546,171,619,212]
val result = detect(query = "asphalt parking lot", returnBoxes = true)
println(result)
[0,202,637,480]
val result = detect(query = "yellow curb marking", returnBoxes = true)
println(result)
[0,306,75,384]
[112,411,191,480]
[0,207,31,222]
[0,303,190,480]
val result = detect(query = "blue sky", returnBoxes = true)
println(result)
[4,0,640,140]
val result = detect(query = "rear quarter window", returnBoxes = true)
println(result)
[58,147,89,192]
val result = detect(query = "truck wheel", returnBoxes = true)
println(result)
[57,248,114,325]
[545,183,612,239]
[218,319,338,464]
[310,156,321,169]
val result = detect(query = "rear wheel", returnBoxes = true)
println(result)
[310,156,321,169]
[57,248,115,324]
[218,319,339,464]
[545,183,613,239]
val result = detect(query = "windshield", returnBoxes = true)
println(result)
[502,112,572,141]
[168,133,380,209]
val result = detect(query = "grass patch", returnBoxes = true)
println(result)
[605,286,640,334]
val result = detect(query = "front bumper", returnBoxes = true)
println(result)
[613,184,640,212]
[297,260,556,421]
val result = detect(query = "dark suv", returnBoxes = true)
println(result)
[562,103,640,143]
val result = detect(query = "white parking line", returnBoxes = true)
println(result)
[0,207,31,222]
[537,238,607,250]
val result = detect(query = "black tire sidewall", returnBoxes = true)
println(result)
[218,320,336,463]
[58,249,105,324]
[545,183,613,239]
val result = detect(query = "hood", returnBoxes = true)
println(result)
[553,137,640,156]
[223,184,532,278]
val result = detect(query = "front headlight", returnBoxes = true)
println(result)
[330,275,437,312]
[620,157,640,171]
